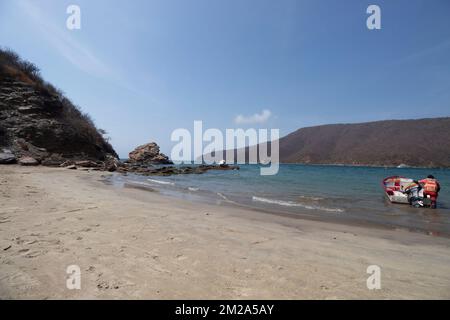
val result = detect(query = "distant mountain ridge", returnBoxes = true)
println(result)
[278,117,450,167]
[210,117,450,168]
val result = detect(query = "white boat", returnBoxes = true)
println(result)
[382,176,415,204]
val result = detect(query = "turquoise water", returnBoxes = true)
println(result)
[114,164,450,236]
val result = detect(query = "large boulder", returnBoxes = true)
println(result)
[18,156,39,166]
[0,150,16,164]
[128,142,173,165]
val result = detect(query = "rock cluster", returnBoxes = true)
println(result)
[116,163,239,176]
[127,142,173,165]
[0,143,238,176]
[49,156,238,176]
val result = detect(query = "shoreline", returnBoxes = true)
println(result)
[1,165,450,299]
[109,171,450,239]
[118,178,439,238]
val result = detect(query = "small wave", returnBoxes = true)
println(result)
[217,192,229,201]
[125,181,154,187]
[252,196,343,213]
[216,192,239,204]
[123,181,156,191]
[298,195,324,201]
[147,179,175,186]
[188,187,199,191]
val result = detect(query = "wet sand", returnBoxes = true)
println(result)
[1,165,449,299]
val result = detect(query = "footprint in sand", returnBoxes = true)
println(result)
[86,266,96,272]
[24,250,47,258]
[166,236,184,243]
[45,239,61,246]
[0,216,11,224]
[96,279,120,290]
[251,237,274,245]
[14,237,25,245]
[28,233,41,237]
[6,270,41,289]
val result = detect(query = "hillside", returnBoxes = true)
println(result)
[279,118,450,167]
[210,118,450,168]
[0,48,117,165]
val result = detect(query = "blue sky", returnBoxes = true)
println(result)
[1,0,449,157]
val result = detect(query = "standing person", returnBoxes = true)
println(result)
[419,175,441,208]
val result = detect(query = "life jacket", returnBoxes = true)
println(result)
[420,178,438,193]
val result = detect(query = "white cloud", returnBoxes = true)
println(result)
[234,109,272,125]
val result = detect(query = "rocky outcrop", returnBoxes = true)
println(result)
[51,141,238,175]
[116,163,239,176]
[0,48,118,166]
[128,142,173,165]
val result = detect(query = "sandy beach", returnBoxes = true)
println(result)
[1,165,449,299]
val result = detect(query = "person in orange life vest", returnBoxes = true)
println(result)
[419,175,441,208]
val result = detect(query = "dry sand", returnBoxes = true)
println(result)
[0,165,449,299]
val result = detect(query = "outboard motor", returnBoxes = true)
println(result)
[405,184,424,208]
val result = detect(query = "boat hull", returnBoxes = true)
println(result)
[382,176,414,204]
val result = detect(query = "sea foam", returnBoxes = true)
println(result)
[147,179,175,186]
[252,196,343,213]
